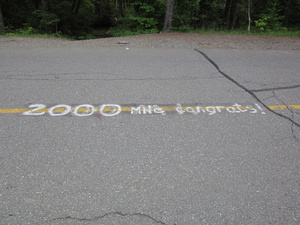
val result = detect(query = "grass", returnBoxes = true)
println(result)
[1,27,299,40]
[108,27,300,38]
[176,28,300,38]
[1,32,74,40]
[108,27,159,37]
[0,26,74,39]
[251,30,300,37]
[164,28,300,37]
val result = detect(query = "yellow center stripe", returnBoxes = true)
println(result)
[0,105,299,114]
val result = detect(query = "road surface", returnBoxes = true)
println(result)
[1,42,300,224]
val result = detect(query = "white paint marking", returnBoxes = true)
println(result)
[142,105,153,115]
[73,104,95,117]
[206,106,217,115]
[196,106,206,113]
[215,106,225,113]
[131,105,142,115]
[226,106,237,113]
[23,104,46,116]
[255,103,266,114]
[153,105,166,115]
[233,103,247,113]
[186,107,197,114]
[100,104,121,117]
[21,103,267,117]
[247,106,258,114]
[48,104,71,116]
[176,104,185,115]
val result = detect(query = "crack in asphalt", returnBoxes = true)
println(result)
[271,90,292,116]
[271,91,300,143]
[240,80,268,87]
[291,123,300,143]
[251,84,300,92]
[194,49,300,128]
[42,211,167,225]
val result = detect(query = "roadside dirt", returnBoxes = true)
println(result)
[0,33,299,50]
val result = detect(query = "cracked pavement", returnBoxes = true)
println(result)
[0,46,299,225]
[42,212,167,225]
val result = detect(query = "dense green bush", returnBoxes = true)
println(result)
[254,1,285,31]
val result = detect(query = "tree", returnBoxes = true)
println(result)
[223,0,240,29]
[162,0,175,32]
[247,0,251,31]
[72,0,82,15]
[0,0,299,37]
[0,2,5,34]
[254,0,285,31]
[94,0,113,27]
[197,0,223,29]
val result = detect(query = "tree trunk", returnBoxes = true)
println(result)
[72,0,82,15]
[223,0,232,29]
[223,0,239,29]
[117,0,124,17]
[230,0,239,29]
[0,3,5,35]
[74,0,82,15]
[42,0,48,12]
[162,0,175,32]
[247,0,251,31]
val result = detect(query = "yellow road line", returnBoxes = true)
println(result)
[0,108,29,113]
[0,105,299,114]
[268,105,300,110]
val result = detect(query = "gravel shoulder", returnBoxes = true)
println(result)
[0,32,300,50]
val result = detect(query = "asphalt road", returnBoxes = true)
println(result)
[1,45,300,225]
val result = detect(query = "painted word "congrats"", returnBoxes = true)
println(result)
[22,103,266,117]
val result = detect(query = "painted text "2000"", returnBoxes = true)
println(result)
[23,104,121,117]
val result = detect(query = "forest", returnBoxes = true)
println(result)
[0,0,299,39]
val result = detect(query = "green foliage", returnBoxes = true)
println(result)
[128,15,158,30]
[283,0,300,28]
[173,0,200,30]
[113,1,162,33]
[1,29,73,39]
[31,10,60,32]
[1,0,300,39]
[128,3,159,30]
[109,27,157,37]
[13,25,36,35]
[254,1,285,31]
[77,33,96,40]
[192,28,300,38]
[173,25,193,32]
[198,0,224,29]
